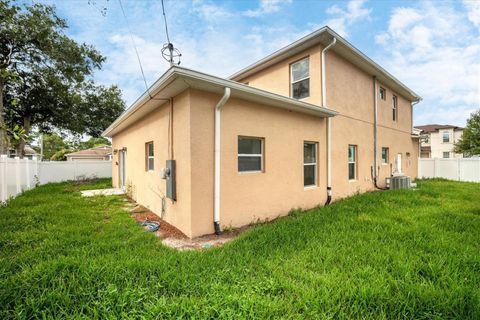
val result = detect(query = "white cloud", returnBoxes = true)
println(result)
[244,0,292,17]
[325,0,371,37]
[375,1,480,126]
[192,0,232,21]
[463,0,480,29]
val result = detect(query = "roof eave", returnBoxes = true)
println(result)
[103,67,338,137]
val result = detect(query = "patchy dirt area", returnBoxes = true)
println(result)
[124,199,249,251]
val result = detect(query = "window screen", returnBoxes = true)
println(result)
[146,142,154,171]
[291,58,310,99]
[238,137,263,172]
[348,145,357,180]
[304,142,317,187]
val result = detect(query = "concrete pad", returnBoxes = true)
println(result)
[81,188,125,197]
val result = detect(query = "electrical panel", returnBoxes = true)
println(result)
[166,160,176,201]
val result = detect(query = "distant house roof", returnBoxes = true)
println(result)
[415,124,463,134]
[66,145,112,157]
[24,145,38,155]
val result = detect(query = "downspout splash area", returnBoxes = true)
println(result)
[214,87,231,235]
[322,37,337,205]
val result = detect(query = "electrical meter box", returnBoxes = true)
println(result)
[166,160,176,201]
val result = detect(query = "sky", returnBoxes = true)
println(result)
[34,0,480,127]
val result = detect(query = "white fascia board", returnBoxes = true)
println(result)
[103,66,338,137]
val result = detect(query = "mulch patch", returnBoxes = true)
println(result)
[129,203,187,239]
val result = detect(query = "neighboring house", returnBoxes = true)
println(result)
[103,26,421,238]
[65,146,112,161]
[7,145,39,159]
[415,124,463,158]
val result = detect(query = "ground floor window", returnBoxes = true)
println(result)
[304,142,317,187]
[145,142,154,171]
[348,145,357,180]
[381,147,389,164]
[238,137,263,172]
[443,152,450,158]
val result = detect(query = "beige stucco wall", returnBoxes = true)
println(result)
[111,40,419,238]
[189,89,327,236]
[111,90,193,237]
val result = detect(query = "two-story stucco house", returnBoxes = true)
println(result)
[415,124,464,158]
[103,27,421,238]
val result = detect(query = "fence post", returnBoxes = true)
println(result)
[25,157,31,189]
[32,156,38,186]
[434,158,439,178]
[15,156,21,194]
[0,155,7,202]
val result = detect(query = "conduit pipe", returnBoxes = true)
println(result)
[322,37,336,205]
[214,87,231,235]
[372,77,387,190]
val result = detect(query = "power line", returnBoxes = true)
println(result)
[117,0,151,95]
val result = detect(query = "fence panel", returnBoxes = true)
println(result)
[419,158,480,182]
[0,157,112,202]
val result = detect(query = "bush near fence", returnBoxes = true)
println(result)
[0,155,112,202]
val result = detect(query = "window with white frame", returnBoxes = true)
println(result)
[145,142,154,171]
[443,131,450,143]
[392,95,398,121]
[381,147,389,164]
[238,137,263,172]
[348,145,357,180]
[304,142,317,187]
[380,87,386,100]
[290,57,310,99]
[443,152,450,158]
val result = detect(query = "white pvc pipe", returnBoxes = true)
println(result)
[214,87,231,233]
[322,38,336,199]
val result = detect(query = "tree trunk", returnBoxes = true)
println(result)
[0,77,8,155]
[16,114,31,158]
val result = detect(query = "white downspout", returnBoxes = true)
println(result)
[214,87,231,235]
[322,37,336,205]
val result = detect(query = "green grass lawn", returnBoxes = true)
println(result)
[0,179,479,319]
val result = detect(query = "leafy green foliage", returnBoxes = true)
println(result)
[0,180,479,318]
[0,0,125,155]
[455,110,480,157]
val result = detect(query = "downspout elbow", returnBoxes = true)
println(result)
[214,87,231,235]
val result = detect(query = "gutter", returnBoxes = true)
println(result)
[214,87,231,235]
[322,37,336,205]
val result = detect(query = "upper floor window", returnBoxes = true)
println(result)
[380,87,386,100]
[238,137,263,172]
[290,57,309,99]
[443,131,450,143]
[304,142,317,187]
[145,142,154,171]
[392,95,398,121]
[348,145,357,180]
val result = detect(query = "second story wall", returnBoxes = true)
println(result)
[236,43,414,133]
[238,45,322,106]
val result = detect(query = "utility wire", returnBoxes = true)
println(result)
[161,0,171,44]
[118,0,152,97]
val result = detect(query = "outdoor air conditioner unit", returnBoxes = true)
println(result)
[389,175,411,190]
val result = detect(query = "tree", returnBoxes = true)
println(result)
[41,133,69,160]
[0,1,125,156]
[454,110,480,157]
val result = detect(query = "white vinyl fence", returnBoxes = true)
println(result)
[0,155,112,202]
[418,158,480,182]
